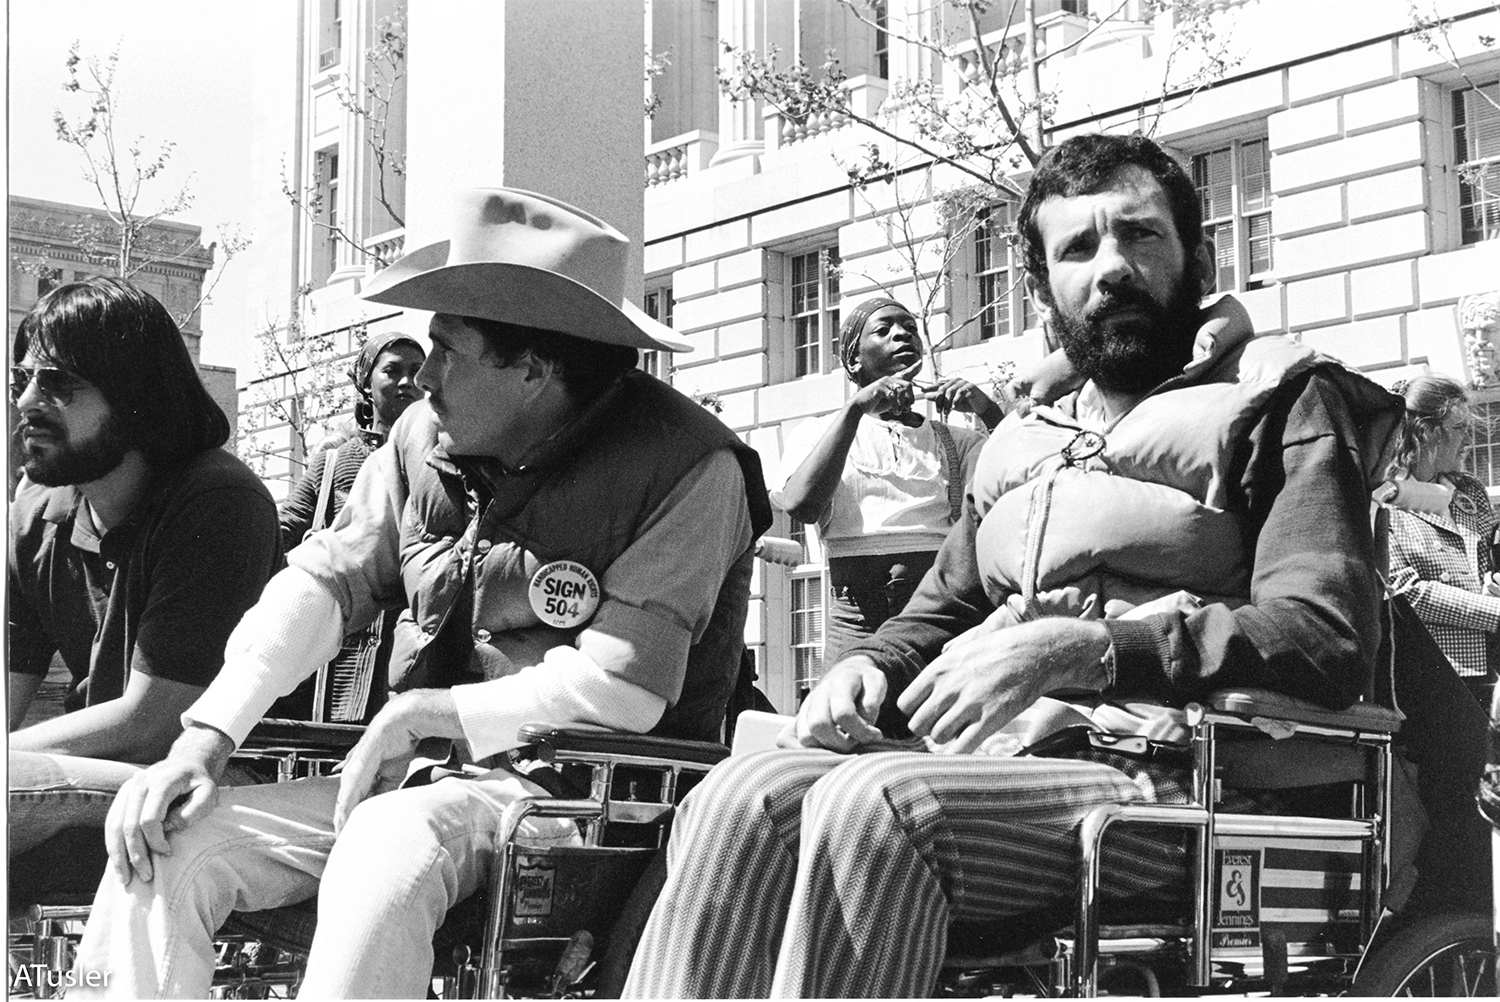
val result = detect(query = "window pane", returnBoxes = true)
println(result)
[1467,399,1500,487]
[1246,212,1272,275]
[1460,162,1500,244]
[824,248,841,340]
[791,252,815,315]
[1193,148,1234,222]
[790,575,824,687]
[1240,139,1270,213]
[1201,221,1234,293]
[794,316,819,377]
[1456,82,1500,163]
[975,208,1012,340]
[1457,85,1500,245]
[790,247,838,376]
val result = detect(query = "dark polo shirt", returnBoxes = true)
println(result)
[8,448,282,711]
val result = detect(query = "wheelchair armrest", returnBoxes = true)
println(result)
[240,718,368,755]
[517,723,730,766]
[1206,689,1402,734]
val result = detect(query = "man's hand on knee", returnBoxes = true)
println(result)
[898,618,1112,753]
[784,657,887,752]
[334,689,463,835]
[106,724,234,885]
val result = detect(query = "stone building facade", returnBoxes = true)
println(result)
[7,195,237,440]
[245,0,1500,711]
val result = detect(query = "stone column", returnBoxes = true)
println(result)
[711,0,795,166]
[329,0,371,284]
[404,0,644,297]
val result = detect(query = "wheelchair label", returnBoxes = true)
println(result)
[513,855,557,918]
[1212,847,1262,948]
[528,561,600,629]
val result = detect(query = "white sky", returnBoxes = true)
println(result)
[7,1,258,375]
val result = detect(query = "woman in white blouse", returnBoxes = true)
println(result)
[771,297,1004,666]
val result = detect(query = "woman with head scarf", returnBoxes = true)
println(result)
[278,331,426,549]
[1384,373,1497,708]
[770,297,1004,669]
[272,332,425,723]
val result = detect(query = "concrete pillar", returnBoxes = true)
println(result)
[329,0,371,283]
[404,0,644,298]
[712,0,795,166]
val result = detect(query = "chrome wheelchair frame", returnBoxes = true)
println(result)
[9,696,1492,998]
[944,688,1400,997]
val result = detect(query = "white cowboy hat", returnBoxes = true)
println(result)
[361,187,691,353]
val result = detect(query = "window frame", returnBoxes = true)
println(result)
[1189,136,1274,295]
[783,242,842,381]
[953,203,1032,348]
[1465,390,1500,489]
[642,284,675,381]
[311,146,341,285]
[789,567,827,696]
[1453,78,1500,247]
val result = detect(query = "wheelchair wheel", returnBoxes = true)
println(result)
[1351,912,1493,996]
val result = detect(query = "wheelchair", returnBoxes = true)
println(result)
[929,687,1492,997]
[10,578,1495,997]
[139,684,1478,999]
[10,690,1494,999]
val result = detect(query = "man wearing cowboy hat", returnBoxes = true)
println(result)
[71,189,772,999]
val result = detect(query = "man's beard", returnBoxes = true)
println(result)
[20,417,130,486]
[1051,280,1203,395]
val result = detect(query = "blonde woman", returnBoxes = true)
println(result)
[1386,373,1497,707]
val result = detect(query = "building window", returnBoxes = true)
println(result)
[971,204,1033,342]
[319,0,342,70]
[874,2,889,79]
[326,150,340,275]
[789,246,841,378]
[36,267,63,298]
[1192,138,1273,293]
[642,286,674,380]
[1454,81,1500,246]
[313,147,340,283]
[1467,397,1500,487]
[790,572,825,693]
[788,517,808,552]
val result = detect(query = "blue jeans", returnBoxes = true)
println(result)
[71,769,582,999]
[8,751,142,857]
[824,550,938,664]
[9,751,263,906]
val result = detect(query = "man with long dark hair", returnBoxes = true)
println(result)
[8,276,281,900]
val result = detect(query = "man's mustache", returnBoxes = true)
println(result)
[18,417,63,436]
[1087,288,1160,322]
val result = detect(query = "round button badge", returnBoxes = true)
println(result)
[528,560,601,629]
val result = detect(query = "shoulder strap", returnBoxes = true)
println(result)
[932,421,964,526]
[314,446,341,532]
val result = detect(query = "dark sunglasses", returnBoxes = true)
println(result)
[10,365,86,407]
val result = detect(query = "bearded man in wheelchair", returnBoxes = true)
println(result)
[66,188,772,1000]
[621,133,1493,998]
